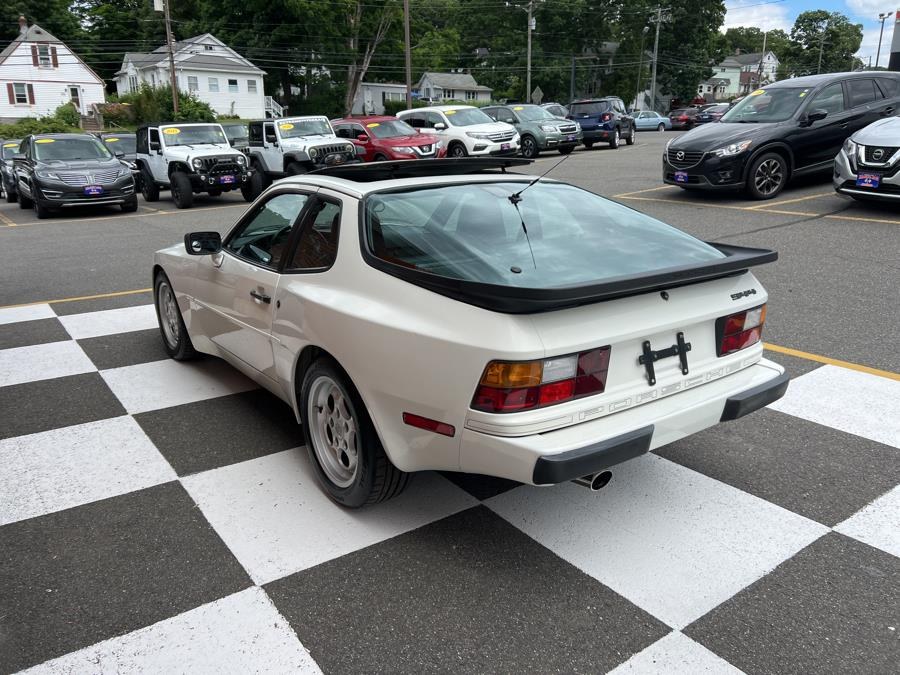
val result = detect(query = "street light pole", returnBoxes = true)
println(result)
[160,0,178,115]
[649,7,663,112]
[634,26,649,111]
[876,12,893,68]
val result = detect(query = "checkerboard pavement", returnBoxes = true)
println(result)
[1,295,898,674]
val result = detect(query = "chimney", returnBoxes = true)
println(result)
[18,15,27,35]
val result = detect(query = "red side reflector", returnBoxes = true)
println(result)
[402,412,455,437]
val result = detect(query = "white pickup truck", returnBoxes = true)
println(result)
[243,117,359,197]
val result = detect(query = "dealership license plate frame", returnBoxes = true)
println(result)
[84,185,104,196]
[674,171,689,184]
[856,172,881,189]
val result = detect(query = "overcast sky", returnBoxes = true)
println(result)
[723,0,899,66]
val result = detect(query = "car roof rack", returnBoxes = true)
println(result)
[310,157,533,182]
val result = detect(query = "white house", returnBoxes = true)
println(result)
[114,34,274,119]
[415,72,492,103]
[733,51,779,86]
[699,57,742,100]
[351,82,408,114]
[0,16,105,123]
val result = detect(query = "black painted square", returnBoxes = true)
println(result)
[78,328,168,370]
[0,317,70,350]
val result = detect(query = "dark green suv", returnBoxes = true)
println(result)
[483,104,582,157]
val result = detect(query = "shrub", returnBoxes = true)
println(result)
[53,103,80,126]
[118,85,216,125]
[98,102,135,128]
[382,99,426,116]
[0,117,78,138]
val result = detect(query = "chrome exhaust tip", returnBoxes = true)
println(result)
[572,470,613,491]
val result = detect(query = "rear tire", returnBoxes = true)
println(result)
[140,167,159,202]
[609,128,620,149]
[625,126,635,145]
[373,153,388,162]
[657,123,665,132]
[300,357,410,508]
[121,197,138,213]
[170,171,194,209]
[583,141,594,150]
[154,271,198,361]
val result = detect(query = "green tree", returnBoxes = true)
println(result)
[1,1,84,45]
[787,10,862,76]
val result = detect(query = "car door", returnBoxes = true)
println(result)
[615,98,634,133]
[844,78,880,134]
[146,128,167,182]
[192,190,312,380]
[793,82,850,169]
[14,137,34,197]
[873,78,900,119]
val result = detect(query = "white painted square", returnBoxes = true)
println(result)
[0,340,95,387]
[0,303,55,326]
[58,304,158,340]
[20,587,322,674]
[835,485,900,558]
[487,454,828,629]
[182,451,478,585]
[767,365,900,449]
[0,416,176,526]
[100,358,256,414]
[608,631,744,675]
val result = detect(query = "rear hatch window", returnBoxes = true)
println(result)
[569,101,610,117]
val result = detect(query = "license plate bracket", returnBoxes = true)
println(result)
[84,185,103,196]
[856,172,880,188]
[501,143,510,151]
[674,171,689,184]
[638,333,692,386]
[218,175,235,185]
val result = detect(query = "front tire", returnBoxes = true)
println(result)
[558,145,574,155]
[448,142,467,158]
[170,171,194,209]
[247,167,271,200]
[33,198,51,219]
[18,190,33,209]
[121,197,138,213]
[609,128,620,149]
[140,167,159,202]
[154,271,197,361]
[521,135,539,159]
[300,357,409,508]
[746,152,787,200]
[286,162,307,176]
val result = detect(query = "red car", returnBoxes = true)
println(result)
[332,116,446,161]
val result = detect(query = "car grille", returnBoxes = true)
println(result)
[666,149,704,169]
[413,144,435,156]
[862,146,899,163]
[198,156,242,176]
[56,169,122,186]
[487,130,516,142]
[317,144,350,157]
[557,124,578,134]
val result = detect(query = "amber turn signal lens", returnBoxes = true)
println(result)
[480,361,543,388]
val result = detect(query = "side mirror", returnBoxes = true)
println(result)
[149,141,161,153]
[434,122,446,131]
[265,134,277,144]
[805,109,828,124]
[184,231,222,256]
[356,134,369,142]
[114,150,124,158]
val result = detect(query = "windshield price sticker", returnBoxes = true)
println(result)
[163,128,180,135]
[279,123,294,130]
[445,110,456,115]
[366,123,380,128]
[513,106,524,111]
[3,143,17,148]
[35,139,55,143]
[105,137,119,142]
[750,89,766,96]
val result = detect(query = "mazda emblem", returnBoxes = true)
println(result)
[676,150,685,161]
[873,148,884,161]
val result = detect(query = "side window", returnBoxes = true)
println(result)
[426,112,445,128]
[876,77,899,98]
[404,114,423,128]
[334,125,350,139]
[483,108,498,121]
[264,123,276,143]
[497,108,516,124]
[136,129,147,154]
[847,79,877,108]
[149,128,160,145]
[810,82,845,114]
[287,200,341,271]
[226,193,309,268]
[351,124,367,138]
[249,123,263,144]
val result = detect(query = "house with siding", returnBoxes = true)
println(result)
[0,16,105,124]
[113,34,274,119]
[415,72,493,103]
[351,82,408,114]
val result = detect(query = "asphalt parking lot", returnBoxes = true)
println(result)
[1,133,898,673]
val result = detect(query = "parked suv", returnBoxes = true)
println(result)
[244,117,358,197]
[669,107,700,130]
[13,133,136,218]
[1,138,22,203]
[136,122,252,208]
[332,116,445,161]
[663,72,900,200]
[397,105,519,157]
[834,116,900,202]
[567,97,635,149]
[482,104,582,157]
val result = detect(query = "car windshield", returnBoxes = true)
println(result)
[365,182,724,288]
[222,125,248,141]
[102,136,136,154]
[278,119,333,138]
[162,125,227,146]
[721,87,809,123]
[34,137,112,161]
[513,105,556,122]
[367,119,417,138]
[570,101,610,116]
[443,108,493,126]
[1,141,22,159]
[705,104,729,113]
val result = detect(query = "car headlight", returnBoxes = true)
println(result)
[842,137,857,157]
[466,132,493,140]
[394,146,415,154]
[35,170,61,180]
[344,144,354,154]
[713,139,753,157]
[309,147,318,158]
[191,158,203,169]
[540,124,557,132]
[235,154,246,165]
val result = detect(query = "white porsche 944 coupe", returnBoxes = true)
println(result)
[153,158,788,507]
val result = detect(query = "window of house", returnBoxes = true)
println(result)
[445,89,456,99]
[228,79,238,93]
[12,83,28,104]
[248,79,257,93]
[150,72,156,86]
[188,76,199,92]
[209,77,219,92]
[128,75,138,92]
[38,45,51,67]
[204,45,214,51]
[466,90,476,100]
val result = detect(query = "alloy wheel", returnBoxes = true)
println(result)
[157,280,180,349]
[308,375,360,488]
[754,158,784,196]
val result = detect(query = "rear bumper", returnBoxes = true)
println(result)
[459,358,787,485]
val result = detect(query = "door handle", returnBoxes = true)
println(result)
[249,289,271,304]
[885,107,895,115]
[840,122,849,129]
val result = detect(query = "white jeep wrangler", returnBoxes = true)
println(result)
[136,122,253,209]
[244,117,358,197]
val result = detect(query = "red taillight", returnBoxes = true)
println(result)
[601,113,612,122]
[471,346,611,414]
[717,304,766,356]
[679,115,688,121]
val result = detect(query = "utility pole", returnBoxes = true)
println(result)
[526,0,534,102]
[816,21,828,74]
[649,7,664,113]
[756,30,767,86]
[634,25,650,111]
[163,0,179,115]
[403,0,412,108]
[876,11,893,68]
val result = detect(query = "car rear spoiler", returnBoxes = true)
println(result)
[366,243,777,314]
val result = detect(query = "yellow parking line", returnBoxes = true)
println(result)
[764,343,900,382]
[745,192,833,209]
[618,194,817,217]
[823,213,900,226]
[0,288,153,309]
[0,211,16,227]
[5,203,244,227]
[613,185,675,198]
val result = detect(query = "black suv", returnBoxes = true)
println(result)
[567,97,635,149]
[663,71,900,199]
[13,133,137,218]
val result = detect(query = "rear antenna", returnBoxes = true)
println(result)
[508,152,572,205]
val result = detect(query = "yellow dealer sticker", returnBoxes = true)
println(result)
[750,89,766,96]
[366,122,380,128]
[513,106,524,111]
[35,139,55,143]
[163,127,180,135]
[279,122,294,130]
[2,143,17,148]
[445,110,456,115]
[105,137,120,142]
